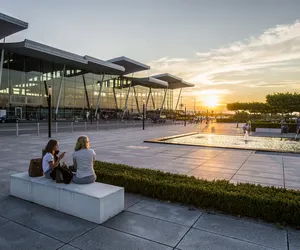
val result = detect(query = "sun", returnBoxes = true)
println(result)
[203,95,219,108]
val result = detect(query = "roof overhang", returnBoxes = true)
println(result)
[107,56,150,75]
[152,73,194,89]
[123,76,168,89]
[84,56,125,75]
[0,40,125,75]
[0,13,28,39]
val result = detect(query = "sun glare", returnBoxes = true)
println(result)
[203,95,219,108]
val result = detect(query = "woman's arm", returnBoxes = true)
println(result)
[73,158,77,171]
[49,152,66,169]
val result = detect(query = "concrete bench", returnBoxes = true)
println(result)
[256,128,281,133]
[10,172,124,224]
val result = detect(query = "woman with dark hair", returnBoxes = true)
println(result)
[42,139,66,179]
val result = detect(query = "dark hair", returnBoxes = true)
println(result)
[43,139,58,156]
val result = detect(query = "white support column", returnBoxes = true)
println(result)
[112,79,118,110]
[151,90,156,109]
[94,74,105,117]
[133,86,140,113]
[123,79,132,115]
[175,88,182,110]
[160,87,168,116]
[0,38,5,90]
[55,64,66,116]
[145,87,151,110]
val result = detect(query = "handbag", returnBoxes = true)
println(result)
[28,158,43,177]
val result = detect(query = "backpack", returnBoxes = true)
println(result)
[50,166,73,184]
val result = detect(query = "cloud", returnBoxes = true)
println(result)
[144,20,300,105]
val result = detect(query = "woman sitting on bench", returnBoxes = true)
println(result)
[42,140,66,179]
[72,136,97,184]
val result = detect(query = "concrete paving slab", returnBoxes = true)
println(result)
[104,211,189,247]
[0,216,9,227]
[177,228,275,250]
[58,245,81,250]
[127,199,202,226]
[0,221,64,250]
[124,193,142,209]
[70,225,173,250]
[232,175,284,186]
[193,213,287,250]
[236,171,283,180]
[288,230,300,250]
[0,196,96,243]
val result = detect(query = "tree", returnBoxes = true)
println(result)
[266,92,300,114]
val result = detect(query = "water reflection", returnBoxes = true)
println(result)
[165,133,300,153]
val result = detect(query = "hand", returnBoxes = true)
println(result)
[58,152,66,159]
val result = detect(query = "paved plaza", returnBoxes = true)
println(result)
[0,123,299,249]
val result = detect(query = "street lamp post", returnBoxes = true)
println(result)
[142,100,145,130]
[48,86,52,138]
[90,104,93,125]
[184,104,187,127]
[193,98,196,114]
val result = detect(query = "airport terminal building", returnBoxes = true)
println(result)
[0,13,193,120]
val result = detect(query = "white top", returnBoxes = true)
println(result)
[72,149,96,178]
[42,152,54,173]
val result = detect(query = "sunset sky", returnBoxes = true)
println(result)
[1,0,300,111]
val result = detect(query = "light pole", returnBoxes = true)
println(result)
[48,86,52,138]
[142,99,145,130]
[193,98,196,114]
[90,104,93,124]
[184,104,187,126]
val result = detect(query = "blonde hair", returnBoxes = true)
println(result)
[74,136,90,151]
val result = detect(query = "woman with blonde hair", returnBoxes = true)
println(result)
[72,135,96,184]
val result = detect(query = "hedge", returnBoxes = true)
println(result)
[251,122,297,132]
[94,161,300,228]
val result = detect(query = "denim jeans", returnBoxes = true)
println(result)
[72,173,96,184]
[44,169,52,179]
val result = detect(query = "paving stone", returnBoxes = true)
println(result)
[124,193,142,209]
[0,196,96,242]
[0,221,63,250]
[232,175,284,186]
[0,216,9,226]
[288,230,300,250]
[104,211,189,247]
[193,213,287,250]
[58,245,81,250]
[177,228,276,250]
[127,199,202,226]
[70,225,172,250]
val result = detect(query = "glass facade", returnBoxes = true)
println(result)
[0,51,173,120]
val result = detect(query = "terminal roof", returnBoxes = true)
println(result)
[0,13,28,39]
[107,56,150,75]
[122,76,168,89]
[152,73,194,89]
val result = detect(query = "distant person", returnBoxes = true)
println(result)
[243,122,250,133]
[42,140,66,179]
[281,117,289,134]
[72,136,96,184]
[295,116,300,139]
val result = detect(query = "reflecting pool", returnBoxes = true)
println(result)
[154,133,300,153]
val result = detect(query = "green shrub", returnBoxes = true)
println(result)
[94,161,300,228]
[251,122,297,132]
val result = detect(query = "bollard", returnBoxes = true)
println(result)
[37,123,40,136]
[71,122,73,133]
[55,122,58,133]
[16,123,19,137]
[96,121,99,131]
[85,122,87,132]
